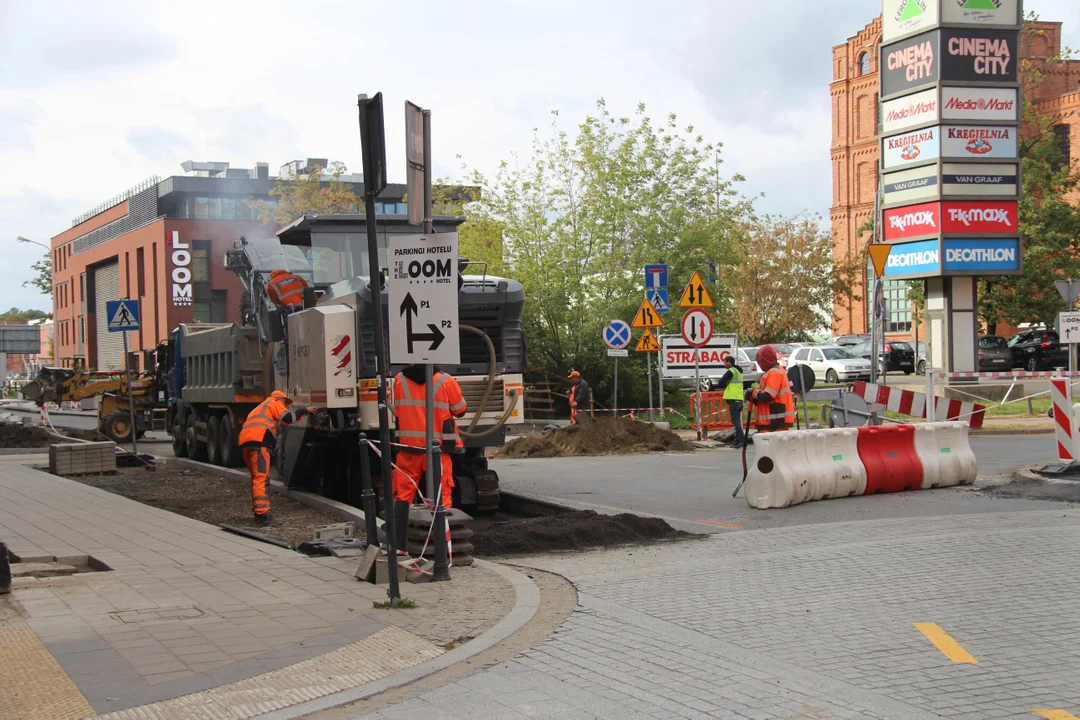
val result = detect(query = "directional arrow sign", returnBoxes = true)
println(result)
[388,233,461,364]
[678,271,714,309]
[635,328,661,352]
[631,298,664,329]
[868,243,892,279]
[680,309,713,348]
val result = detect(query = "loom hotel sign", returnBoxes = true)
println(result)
[882,126,940,169]
[882,87,939,133]
[168,230,193,307]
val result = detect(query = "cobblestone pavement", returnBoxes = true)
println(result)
[355,509,1080,719]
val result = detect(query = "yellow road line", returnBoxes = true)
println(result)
[1032,710,1080,720]
[913,622,978,664]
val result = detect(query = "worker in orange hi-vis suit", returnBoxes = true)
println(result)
[238,391,316,526]
[746,344,795,433]
[265,269,309,310]
[390,365,467,553]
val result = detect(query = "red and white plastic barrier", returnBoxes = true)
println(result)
[936,371,1080,379]
[851,381,986,429]
[743,422,976,509]
[1051,375,1075,462]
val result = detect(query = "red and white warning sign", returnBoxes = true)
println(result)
[661,334,737,379]
[680,309,713,348]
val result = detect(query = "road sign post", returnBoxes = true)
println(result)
[1057,282,1080,376]
[1059,311,1080,375]
[867,242,892,386]
[106,299,141,455]
[604,320,632,417]
[680,308,713,440]
[632,300,664,425]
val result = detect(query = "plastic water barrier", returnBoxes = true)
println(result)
[743,422,977,509]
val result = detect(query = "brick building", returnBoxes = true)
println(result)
[49,160,417,371]
[830,18,1080,341]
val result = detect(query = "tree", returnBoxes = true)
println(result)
[23,254,51,296]
[250,161,362,225]
[724,214,861,344]
[0,308,51,324]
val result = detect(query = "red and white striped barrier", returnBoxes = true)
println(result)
[935,371,1080,379]
[852,381,986,429]
[1050,375,1075,462]
[39,404,48,426]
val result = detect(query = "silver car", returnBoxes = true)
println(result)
[787,345,872,384]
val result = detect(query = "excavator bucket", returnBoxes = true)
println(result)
[20,367,74,405]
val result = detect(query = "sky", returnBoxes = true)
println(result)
[1,0,1078,313]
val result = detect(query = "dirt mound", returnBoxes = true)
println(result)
[498,417,693,459]
[472,509,692,556]
[0,423,100,447]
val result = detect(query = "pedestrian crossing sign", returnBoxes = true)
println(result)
[635,328,661,352]
[106,299,141,332]
[647,288,670,313]
[631,298,664,329]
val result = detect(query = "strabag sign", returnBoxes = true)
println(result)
[942,238,1020,273]
[941,86,1017,122]
[881,30,939,97]
[940,28,1018,83]
[882,239,941,278]
[941,0,1020,27]
[661,334,738,379]
[941,162,1019,197]
[882,87,939,134]
[942,125,1017,159]
[884,201,940,241]
[883,164,940,206]
[883,0,939,43]
[883,126,941,169]
[941,201,1018,233]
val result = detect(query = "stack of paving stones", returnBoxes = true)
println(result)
[48,442,116,477]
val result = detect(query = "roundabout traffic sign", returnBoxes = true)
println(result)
[680,309,712,348]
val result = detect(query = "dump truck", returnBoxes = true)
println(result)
[164,214,525,513]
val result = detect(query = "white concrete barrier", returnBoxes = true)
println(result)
[743,431,813,509]
[803,427,867,500]
[914,421,977,488]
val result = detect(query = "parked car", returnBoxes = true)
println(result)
[788,345,872,384]
[737,347,758,373]
[772,344,796,368]
[850,340,916,374]
[978,335,1013,371]
[833,334,871,347]
[915,341,927,375]
[1008,329,1069,371]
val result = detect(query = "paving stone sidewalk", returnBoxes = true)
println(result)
[356,509,1080,719]
[0,462,515,717]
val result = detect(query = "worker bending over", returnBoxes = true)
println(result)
[239,391,316,525]
[567,370,589,424]
[266,269,310,311]
[746,344,795,432]
[392,366,467,549]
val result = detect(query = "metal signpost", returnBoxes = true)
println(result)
[603,320,632,415]
[867,242,892,386]
[680,308,713,441]
[105,299,141,455]
[631,298,664,423]
[1056,281,1080,374]
[358,92,401,601]
[396,99,455,581]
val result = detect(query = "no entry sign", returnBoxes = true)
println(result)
[680,309,713,348]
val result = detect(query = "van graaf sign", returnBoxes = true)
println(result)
[883,239,941,278]
[941,0,1020,27]
[942,125,1017,160]
[883,164,940,206]
[882,87,939,134]
[168,230,193,306]
[941,86,1017,122]
[943,238,1020,273]
[941,200,1017,233]
[883,0,939,43]
[940,28,1018,83]
[881,30,939,97]
[941,162,1019,196]
[884,201,940,241]
[882,126,941,169]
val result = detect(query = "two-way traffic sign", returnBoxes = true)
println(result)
[680,309,713,348]
[678,271,714,308]
[387,233,461,364]
[106,299,140,332]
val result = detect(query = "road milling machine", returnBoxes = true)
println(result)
[164,214,525,514]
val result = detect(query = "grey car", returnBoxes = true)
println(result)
[978,335,1013,371]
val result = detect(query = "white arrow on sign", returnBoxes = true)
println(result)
[680,308,713,348]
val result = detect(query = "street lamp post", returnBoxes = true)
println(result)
[16,236,50,251]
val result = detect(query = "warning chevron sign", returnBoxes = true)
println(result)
[635,328,661,352]
[631,298,664,329]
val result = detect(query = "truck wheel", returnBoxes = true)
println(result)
[206,416,222,466]
[101,410,133,444]
[219,414,242,467]
[172,416,188,457]
[186,414,208,461]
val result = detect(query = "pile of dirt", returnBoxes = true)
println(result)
[66,466,343,548]
[498,417,694,459]
[0,423,103,447]
[471,509,692,556]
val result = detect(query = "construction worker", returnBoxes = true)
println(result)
[239,391,316,525]
[746,344,795,432]
[265,269,309,311]
[390,366,466,548]
[0,539,10,595]
[718,355,747,447]
[568,370,589,424]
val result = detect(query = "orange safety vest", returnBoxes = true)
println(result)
[393,372,468,450]
[753,367,795,430]
[239,396,288,446]
[266,270,308,307]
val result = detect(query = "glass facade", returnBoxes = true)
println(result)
[866,266,913,334]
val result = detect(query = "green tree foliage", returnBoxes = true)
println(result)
[250,161,362,225]
[23,254,52,296]
[0,307,51,324]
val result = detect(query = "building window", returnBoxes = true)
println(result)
[866,271,913,334]
[136,247,145,296]
[1053,124,1071,172]
[859,52,871,76]
[191,242,211,283]
[194,197,208,219]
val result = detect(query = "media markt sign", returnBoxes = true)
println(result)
[942,0,1020,27]
[881,87,939,134]
[883,0,939,43]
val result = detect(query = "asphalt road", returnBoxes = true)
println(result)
[493,435,1069,533]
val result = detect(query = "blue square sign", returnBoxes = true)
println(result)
[644,264,668,290]
[106,299,141,332]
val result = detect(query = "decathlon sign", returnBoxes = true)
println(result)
[883,239,941,278]
[940,28,1018,83]
[168,230,193,307]
[941,201,1017,233]
[942,238,1020,272]
[661,334,738,379]
[883,126,940,169]
[882,87,939,134]
[883,164,940,206]
[941,86,1018,122]
[884,201,940,241]
[942,125,1017,160]
[941,162,1019,197]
